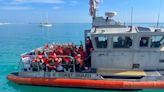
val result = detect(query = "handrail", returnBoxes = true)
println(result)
[20,54,76,72]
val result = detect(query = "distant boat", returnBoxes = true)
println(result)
[40,14,53,27]
[0,22,10,25]
[40,22,52,27]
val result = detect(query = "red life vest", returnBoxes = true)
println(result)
[57,48,63,55]
[37,55,42,59]
[53,53,57,58]
[78,51,85,59]
[55,58,60,66]
[32,58,37,63]
[77,58,83,67]
[74,56,78,60]
[42,58,48,65]
[49,52,57,59]
[65,50,70,55]
[74,55,83,67]
[47,58,56,69]
[63,57,70,63]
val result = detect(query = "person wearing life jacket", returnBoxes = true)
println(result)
[35,54,46,71]
[21,55,31,71]
[64,48,71,56]
[45,52,57,71]
[74,45,79,53]
[41,56,49,71]
[56,58,64,72]
[85,36,93,56]
[44,43,49,52]
[48,52,57,59]
[62,57,72,72]
[52,47,57,55]
[57,47,64,55]
[78,43,85,59]
[71,45,78,57]
[74,54,84,72]
[46,57,56,71]
[62,57,70,64]
[31,56,39,71]
[85,36,93,67]
[37,54,43,60]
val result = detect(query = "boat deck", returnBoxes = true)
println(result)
[94,69,164,82]
[97,68,161,77]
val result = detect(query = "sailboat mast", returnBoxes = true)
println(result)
[46,13,49,23]
[157,0,162,28]
[41,16,43,24]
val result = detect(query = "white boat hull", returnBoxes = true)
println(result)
[40,24,52,27]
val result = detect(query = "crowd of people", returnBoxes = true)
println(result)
[21,37,93,72]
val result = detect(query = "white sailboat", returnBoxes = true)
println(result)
[40,22,52,27]
[0,22,10,26]
[40,14,52,27]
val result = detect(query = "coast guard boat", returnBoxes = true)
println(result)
[7,0,164,90]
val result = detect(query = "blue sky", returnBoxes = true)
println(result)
[0,0,164,23]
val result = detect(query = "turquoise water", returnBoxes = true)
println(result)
[0,23,164,92]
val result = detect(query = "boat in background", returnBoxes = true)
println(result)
[0,22,10,26]
[40,14,52,27]
[40,22,52,27]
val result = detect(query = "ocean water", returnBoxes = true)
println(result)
[0,23,164,92]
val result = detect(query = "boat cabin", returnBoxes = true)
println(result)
[88,12,164,70]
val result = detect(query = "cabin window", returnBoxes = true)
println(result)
[139,37,149,47]
[151,36,164,48]
[95,36,108,48]
[160,60,164,63]
[132,64,140,69]
[113,36,132,48]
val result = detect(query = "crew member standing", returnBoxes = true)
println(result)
[85,36,93,67]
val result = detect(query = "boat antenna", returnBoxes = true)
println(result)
[89,0,99,18]
[89,0,101,26]
[157,0,162,28]
[130,7,133,30]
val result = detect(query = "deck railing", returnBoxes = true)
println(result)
[19,54,76,73]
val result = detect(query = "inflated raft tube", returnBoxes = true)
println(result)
[7,74,164,89]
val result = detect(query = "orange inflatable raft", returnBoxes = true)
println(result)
[7,74,164,89]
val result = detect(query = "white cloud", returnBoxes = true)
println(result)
[0,6,32,10]
[13,0,65,4]
[53,6,61,10]
[69,0,78,6]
